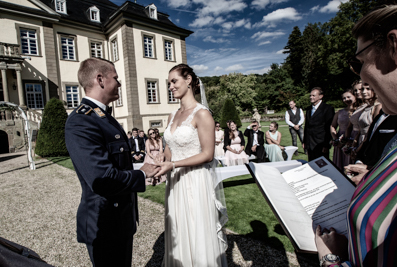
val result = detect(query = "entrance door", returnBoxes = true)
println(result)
[0,130,9,154]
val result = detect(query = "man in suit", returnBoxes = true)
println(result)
[285,100,305,156]
[65,58,158,267]
[244,121,266,162]
[129,128,145,162]
[303,87,335,161]
[355,111,397,168]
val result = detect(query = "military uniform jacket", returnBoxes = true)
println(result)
[65,98,145,245]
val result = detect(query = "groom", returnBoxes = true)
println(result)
[65,58,158,267]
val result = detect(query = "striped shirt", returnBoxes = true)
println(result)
[341,144,397,267]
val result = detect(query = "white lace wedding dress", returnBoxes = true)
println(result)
[162,103,228,267]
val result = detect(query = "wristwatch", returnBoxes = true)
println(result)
[319,254,340,266]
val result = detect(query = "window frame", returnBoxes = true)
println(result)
[15,24,42,57]
[163,38,176,62]
[25,82,44,109]
[110,37,119,62]
[55,0,67,14]
[89,39,103,58]
[141,32,156,59]
[166,79,178,104]
[64,84,80,109]
[145,78,160,104]
[89,6,100,22]
[59,34,78,61]
[149,120,163,128]
[116,85,123,107]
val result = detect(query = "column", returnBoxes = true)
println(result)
[0,63,9,102]
[15,64,25,108]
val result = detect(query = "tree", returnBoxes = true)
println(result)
[283,26,304,85]
[220,98,242,129]
[35,98,69,157]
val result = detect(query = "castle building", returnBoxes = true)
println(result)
[0,0,192,153]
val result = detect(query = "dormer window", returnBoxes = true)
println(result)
[146,4,157,20]
[89,6,100,22]
[55,0,67,14]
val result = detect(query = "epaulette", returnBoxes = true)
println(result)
[76,104,93,115]
[93,107,106,118]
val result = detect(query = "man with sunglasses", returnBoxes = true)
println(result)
[244,121,266,162]
[303,87,335,161]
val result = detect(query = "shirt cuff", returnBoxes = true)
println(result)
[247,126,251,129]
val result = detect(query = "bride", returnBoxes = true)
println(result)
[155,64,228,266]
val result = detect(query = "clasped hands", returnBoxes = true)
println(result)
[315,225,348,265]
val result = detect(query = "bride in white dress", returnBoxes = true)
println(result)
[155,64,228,266]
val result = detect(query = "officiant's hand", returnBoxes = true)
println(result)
[344,164,368,185]
[140,163,160,178]
[154,161,173,177]
[315,225,348,263]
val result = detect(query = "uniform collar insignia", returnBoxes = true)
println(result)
[94,107,106,118]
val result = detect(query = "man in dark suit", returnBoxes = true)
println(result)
[129,128,145,162]
[355,111,397,168]
[65,58,158,267]
[244,121,266,162]
[303,87,335,161]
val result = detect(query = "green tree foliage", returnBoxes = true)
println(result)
[219,73,257,117]
[283,26,304,85]
[220,98,242,128]
[35,98,69,157]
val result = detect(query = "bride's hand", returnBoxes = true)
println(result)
[154,161,173,177]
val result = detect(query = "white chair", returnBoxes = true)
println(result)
[283,146,298,161]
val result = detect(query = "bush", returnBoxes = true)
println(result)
[35,98,69,157]
[326,100,344,109]
[220,98,242,128]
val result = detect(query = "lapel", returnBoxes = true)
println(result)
[311,102,324,119]
[81,98,129,144]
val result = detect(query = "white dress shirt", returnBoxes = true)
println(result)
[285,108,305,127]
[247,126,259,146]
[311,100,322,116]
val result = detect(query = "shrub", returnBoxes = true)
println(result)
[220,98,242,128]
[35,98,69,157]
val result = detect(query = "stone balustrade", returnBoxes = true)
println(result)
[0,43,20,57]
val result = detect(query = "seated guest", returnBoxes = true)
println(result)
[214,121,225,157]
[265,122,284,162]
[129,127,145,162]
[139,129,148,143]
[224,121,249,166]
[244,121,266,162]
[144,128,166,185]
[127,131,132,140]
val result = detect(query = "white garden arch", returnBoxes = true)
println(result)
[0,101,35,170]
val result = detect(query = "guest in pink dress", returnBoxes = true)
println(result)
[330,89,356,170]
[224,121,249,166]
[144,128,166,185]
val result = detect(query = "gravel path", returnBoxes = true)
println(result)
[0,152,317,266]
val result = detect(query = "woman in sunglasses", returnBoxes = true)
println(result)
[143,128,166,185]
[315,5,397,267]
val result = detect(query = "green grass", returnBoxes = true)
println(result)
[48,127,333,255]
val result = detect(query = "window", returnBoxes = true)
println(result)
[164,40,173,61]
[150,121,162,128]
[55,0,67,14]
[20,29,38,55]
[111,38,119,61]
[146,4,157,20]
[147,81,158,103]
[168,88,177,103]
[25,83,44,109]
[90,42,102,58]
[89,6,100,22]
[116,86,123,106]
[66,85,79,108]
[0,80,3,102]
[144,36,154,58]
[61,36,75,60]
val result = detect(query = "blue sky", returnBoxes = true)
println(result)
[110,0,349,77]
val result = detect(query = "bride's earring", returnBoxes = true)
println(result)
[187,85,190,89]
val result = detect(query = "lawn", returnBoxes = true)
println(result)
[49,123,332,258]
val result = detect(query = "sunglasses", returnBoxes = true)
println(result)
[149,132,155,135]
[348,40,378,76]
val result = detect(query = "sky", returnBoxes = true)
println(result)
[110,0,349,77]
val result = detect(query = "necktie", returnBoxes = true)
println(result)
[106,106,112,114]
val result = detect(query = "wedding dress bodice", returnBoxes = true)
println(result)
[164,103,208,161]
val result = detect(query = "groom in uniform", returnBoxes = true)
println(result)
[65,58,158,267]
[244,121,266,162]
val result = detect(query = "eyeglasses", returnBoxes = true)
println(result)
[149,132,155,135]
[348,40,378,76]
[252,125,258,128]
[216,125,220,127]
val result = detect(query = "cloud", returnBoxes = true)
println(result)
[225,64,244,72]
[255,7,302,28]
[310,5,320,12]
[189,16,214,27]
[204,36,228,43]
[222,22,234,30]
[235,18,251,29]
[166,0,190,8]
[317,0,349,13]
[258,40,271,46]
[251,30,285,41]
[191,64,209,74]
[251,0,289,10]
[245,66,271,75]
[213,17,226,25]
[214,66,224,72]
[198,0,247,17]
[276,49,288,54]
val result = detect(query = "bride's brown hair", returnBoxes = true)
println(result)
[169,64,200,95]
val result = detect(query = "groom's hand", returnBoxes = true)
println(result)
[140,163,160,178]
